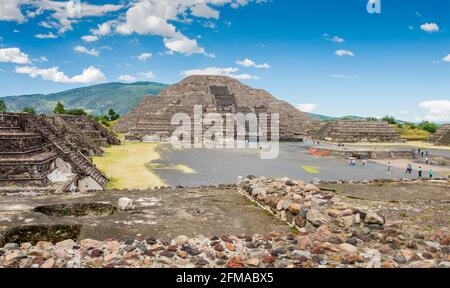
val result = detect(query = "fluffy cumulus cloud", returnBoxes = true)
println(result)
[418,100,450,122]
[420,22,440,33]
[137,52,152,62]
[182,67,258,79]
[296,103,317,113]
[114,0,265,56]
[74,45,100,57]
[2,1,266,56]
[236,58,270,69]
[15,65,106,84]
[0,47,31,64]
[335,50,354,57]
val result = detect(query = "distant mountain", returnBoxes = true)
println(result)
[1,82,168,115]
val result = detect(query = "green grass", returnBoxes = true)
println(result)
[395,126,430,141]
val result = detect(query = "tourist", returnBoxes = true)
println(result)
[418,166,423,178]
[407,163,413,174]
[425,157,429,165]
[421,151,424,158]
[352,159,356,166]
[425,151,429,157]
[348,159,352,166]
[429,169,433,179]
[387,162,391,173]
[362,159,367,166]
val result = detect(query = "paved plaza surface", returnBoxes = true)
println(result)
[150,143,439,187]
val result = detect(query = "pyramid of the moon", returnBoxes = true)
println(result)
[114,75,319,141]
[314,120,402,143]
[0,112,109,191]
[428,124,450,146]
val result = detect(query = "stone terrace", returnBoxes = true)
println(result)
[315,120,402,143]
[0,113,109,191]
[429,124,450,146]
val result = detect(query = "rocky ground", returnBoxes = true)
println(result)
[0,177,449,268]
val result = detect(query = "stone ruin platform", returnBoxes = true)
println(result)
[114,75,319,142]
[314,120,402,143]
[308,145,415,159]
[429,124,450,146]
[47,115,120,156]
[0,113,109,192]
[0,177,448,268]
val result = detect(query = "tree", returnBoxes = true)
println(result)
[365,117,378,122]
[0,100,6,112]
[65,108,87,116]
[22,107,36,115]
[382,115,397,125]
[54,102,65,114]
[107,109,120,121]
[418,121,439,134]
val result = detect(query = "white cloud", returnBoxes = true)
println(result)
[420,22,440,33]
[330,74,359,79]
[74,45,100,57]
[114,0,264,56]
[0,1,123,34]
[182,67,258,80]
[0,0,26,23]
[0,47,31,64]
[443,54,450,62]
[296,103,317,113]
[419,100,450,122]
[137,52,152,62]
[35,32,58,39]
[323,34,344,43]
[15,65,106,84]
[163,34,210,56]
[138,70,156,79]
[118,74,137,82]
[82,35,99,42]
[236,58,270,69]
[335,50,354,57]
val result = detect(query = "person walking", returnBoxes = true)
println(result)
[418,166,423,178]
[362,159,367,166]
[387,162,391,173]
[428,169,433,179]
[407,163,413,174]
[425,157,429,165]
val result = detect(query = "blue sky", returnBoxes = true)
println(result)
[0,0,449,122]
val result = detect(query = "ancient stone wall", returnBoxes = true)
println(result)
[314,120,402,143]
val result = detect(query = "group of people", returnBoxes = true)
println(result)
[347,158,367,166]
[386,162,434,178]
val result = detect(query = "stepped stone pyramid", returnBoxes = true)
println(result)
[114,75,319,141]
[0,113,109,191]
[428,124,450,146]
[314,120,402,143]
[48,115,120,153]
